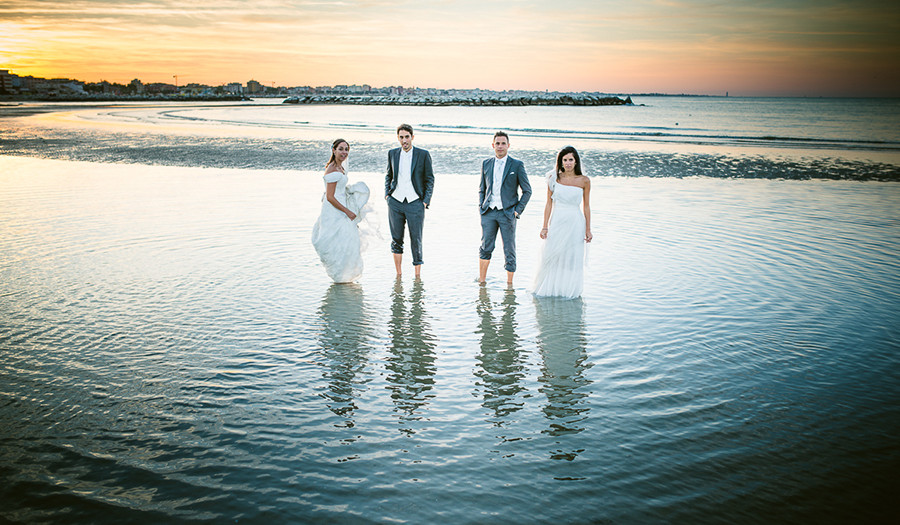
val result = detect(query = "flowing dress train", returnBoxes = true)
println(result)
[311,170,370,283]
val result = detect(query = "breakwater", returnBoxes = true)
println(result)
[283,93,632,106]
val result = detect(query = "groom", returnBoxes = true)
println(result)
[478,131,531,284]
[386,124,434,278]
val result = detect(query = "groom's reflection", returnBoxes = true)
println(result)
[385,278,437,434]
[474,286,526,425]
[317,283,372,429]
[534,296,592,460]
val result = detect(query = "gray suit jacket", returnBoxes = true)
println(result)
[385,147,435,206]
[479,156,531,216]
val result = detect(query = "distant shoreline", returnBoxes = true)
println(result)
[0,94,248,103]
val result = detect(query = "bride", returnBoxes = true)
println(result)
[311,138,370,283]
[533,146,592,299]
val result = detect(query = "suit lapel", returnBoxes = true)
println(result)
[501,156,513,187]
[392,149,400,180]
[487,158,496,194]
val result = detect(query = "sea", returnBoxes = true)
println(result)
[1,96,898,523]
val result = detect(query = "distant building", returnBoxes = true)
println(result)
[246,80,263,94]
[15,75,36,92]
[59,81,85,94]
[0,69,15,93]
[182,83,210,96]
[130,79,143,93]
[225,82,243,94]
[144,82,177,94]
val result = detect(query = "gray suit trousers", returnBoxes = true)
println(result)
[479,208,516,272]
[388,196,425,266]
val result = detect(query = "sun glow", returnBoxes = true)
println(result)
[1,0,897,96]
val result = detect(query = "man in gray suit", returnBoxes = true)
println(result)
[386,124,434,278]
[478,131,531,284]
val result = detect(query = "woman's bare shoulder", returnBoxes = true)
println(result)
[324,163,344,176]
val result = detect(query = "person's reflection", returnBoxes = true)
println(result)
[385,278,437,434]
[474,286,526,426]
[534,296,592,460]
[317,283,372,429]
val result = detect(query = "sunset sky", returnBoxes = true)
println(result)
[1,0,898,96]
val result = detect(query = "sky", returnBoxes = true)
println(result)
[1,0,898,96]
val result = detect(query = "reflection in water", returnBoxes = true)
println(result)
[317,284,372,428]
[386,278,437,434]
[534,297,592,460]
[474,286,526,425]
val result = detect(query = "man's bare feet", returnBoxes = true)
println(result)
[478,258,490,283]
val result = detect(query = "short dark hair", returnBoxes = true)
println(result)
[556,145,582,177]
[397,123,414,135]
[493,131,509,142]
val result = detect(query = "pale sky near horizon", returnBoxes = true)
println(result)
[1,0,898,96]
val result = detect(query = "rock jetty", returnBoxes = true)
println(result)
[283,93,632,106]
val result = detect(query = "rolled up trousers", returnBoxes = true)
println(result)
[388,196,425,266]
[479,207,517,272]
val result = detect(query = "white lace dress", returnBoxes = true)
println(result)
[533,176,587,299]
[311,171,370,283]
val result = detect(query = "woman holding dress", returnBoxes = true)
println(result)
[533,146,592,299]
[311,138,371,283]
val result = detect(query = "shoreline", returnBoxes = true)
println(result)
[0,94,248,103]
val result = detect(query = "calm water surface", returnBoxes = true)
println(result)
[3,97,899,179]
[1,155,898,523]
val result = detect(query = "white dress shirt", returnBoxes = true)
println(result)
[489,155,507,209]
[392,147,419,203]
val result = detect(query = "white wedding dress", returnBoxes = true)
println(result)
[311,170,370,283]
[533,175,586,299]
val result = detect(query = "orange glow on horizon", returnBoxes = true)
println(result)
[1,1,898,97]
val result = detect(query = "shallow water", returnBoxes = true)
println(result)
[2,98,899,180]
[1,156,898,522]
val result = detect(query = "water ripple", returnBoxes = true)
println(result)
[1,157,898,523]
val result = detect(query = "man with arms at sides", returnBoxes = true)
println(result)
[385,124,435,278]
[478,131,531,285]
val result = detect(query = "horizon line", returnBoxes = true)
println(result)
[3,69,899,99]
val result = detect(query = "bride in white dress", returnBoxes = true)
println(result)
[533,146,592,299]
[311,138,371,283]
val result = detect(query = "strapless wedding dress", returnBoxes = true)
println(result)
[311,171,370,283]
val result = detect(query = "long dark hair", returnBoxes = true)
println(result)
[327,138,349,168]
[555,146,582,178]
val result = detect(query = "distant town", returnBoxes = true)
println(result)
[0,69,635,106]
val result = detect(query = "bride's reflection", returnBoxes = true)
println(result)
[317,283,373,428]
[385,278,437,434]
[534,296,592,460]
[474,286,525,425]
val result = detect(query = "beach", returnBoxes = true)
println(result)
[1,99,899,522]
